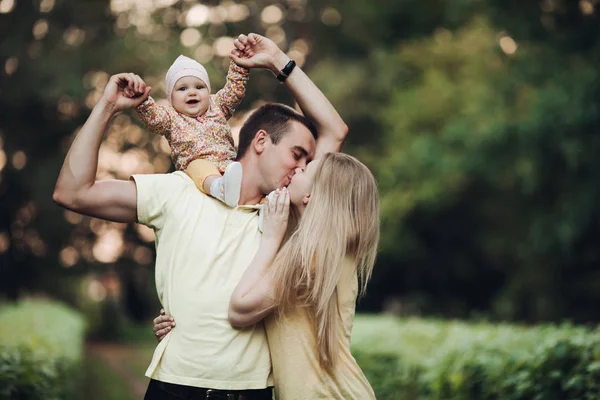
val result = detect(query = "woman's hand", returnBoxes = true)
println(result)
[100,73,151,113]
[229,33,288,74]
[152,309,175,342]
[262,188,290,243]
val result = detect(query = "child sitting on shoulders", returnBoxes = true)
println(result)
[135,55,248,207]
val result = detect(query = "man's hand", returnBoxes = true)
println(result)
[229,33,289,74]
[100,73,151,113]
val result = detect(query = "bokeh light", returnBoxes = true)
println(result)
[186,4,210,26]
[321,7,342,26]
[133,246,152,264]
[59,246,79,267]
[87,279,107,302]
[226,3,249,22]
[194,44,215,63]
[213,36,234,57]
[39,0,55,13]
[0,232,9,253]
[33,20,49,40]
[580,0,594,15]
[63,27,86,47]
[180,28,202,47]
[5,57,18,75]
[64,210,84,225]
[57,97,79,120]
[261,5,284,24]
[0,0,15,14]
[136,224,155,242]
[11,151,27,170]
[498,35,518,55]
[93,228,124,263]
[266,26,286,48]
[209,6,228,24]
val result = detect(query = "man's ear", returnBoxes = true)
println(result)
[302,193,311,206]
[253,130,269,154]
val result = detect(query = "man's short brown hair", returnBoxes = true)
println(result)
[236,103,318,160]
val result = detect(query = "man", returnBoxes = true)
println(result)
[53,34,347,399]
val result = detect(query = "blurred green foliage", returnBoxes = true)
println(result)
[3,300,596,400]
[2,0,600,325]
[0,300,85,400]
[351,315,600,399]
[81,352,137,400]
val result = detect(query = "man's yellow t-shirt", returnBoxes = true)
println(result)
[133,171,271,389]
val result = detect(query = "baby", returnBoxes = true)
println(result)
[136,55,248,207]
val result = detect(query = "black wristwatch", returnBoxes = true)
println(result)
[276,59,296,82]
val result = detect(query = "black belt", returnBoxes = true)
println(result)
[151,379,272,400]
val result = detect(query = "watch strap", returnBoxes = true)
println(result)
[276,59,296,82]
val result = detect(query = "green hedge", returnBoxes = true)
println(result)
[351,316,600,400]
[0,300,86,400]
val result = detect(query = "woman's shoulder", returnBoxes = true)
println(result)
[338,257,359,298]
[340,257,359,282]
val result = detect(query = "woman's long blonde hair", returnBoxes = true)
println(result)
[270,152,380,371]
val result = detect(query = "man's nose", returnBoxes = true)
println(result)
[297,159,307,169]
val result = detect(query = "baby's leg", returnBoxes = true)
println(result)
[186,159,242,207]
[186,159,221,194]
[202,175,220,195]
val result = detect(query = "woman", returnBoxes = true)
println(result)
[154,152,379,399]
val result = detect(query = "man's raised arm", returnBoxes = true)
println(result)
[53,73,151,223]
[230,34,348,159]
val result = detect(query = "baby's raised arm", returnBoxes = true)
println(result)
[136,96,177,137]
[213,61,249,120]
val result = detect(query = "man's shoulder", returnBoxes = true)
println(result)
[133,171,200,204]
[133,171,192,187]
[164,170,193,183]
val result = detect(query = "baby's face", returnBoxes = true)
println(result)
[171,76,210,118]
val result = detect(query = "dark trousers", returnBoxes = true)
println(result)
[144,379,273,400]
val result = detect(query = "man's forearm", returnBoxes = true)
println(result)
[268,52,348,151]
[53,102,115,208]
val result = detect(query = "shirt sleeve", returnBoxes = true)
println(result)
[136,96,176,137]
[131,172,191,230]
[212,61,249,120]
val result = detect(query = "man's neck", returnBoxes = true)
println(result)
[238,157,265,206]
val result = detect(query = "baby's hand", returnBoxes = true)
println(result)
[123,75,148,98]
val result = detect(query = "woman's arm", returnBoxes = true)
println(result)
[153,309,176,342]
[228,240,278,328]
[228,188,290,328]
